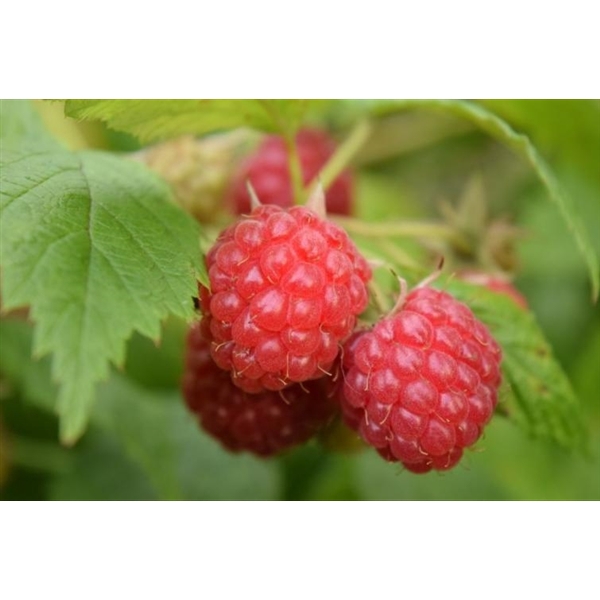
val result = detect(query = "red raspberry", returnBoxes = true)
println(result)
[182,322,336,457]
[458,270,528,309]
[227,128,354,216]
[337,286,502,474]
[200,202,371,393]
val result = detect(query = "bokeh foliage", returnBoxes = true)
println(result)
[1,99,598,500]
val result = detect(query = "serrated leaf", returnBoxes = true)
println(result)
[0,147,204,442]
[479,100,600,187]
[0,319,280,500]
[64,99,311,143]
[440,279,589,453]
[339,99,599,301]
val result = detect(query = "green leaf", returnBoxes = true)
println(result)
[340,100,600,301]
[1,99,56,146]
[354,438,508,500]
[1,147,204,443]
[440,279,589,454]
[0,319,280,499]
[93,376,280,500]
[479,100,600,188]
[64,99,311,143]
[0,319,57,413]
[49,431,157,500]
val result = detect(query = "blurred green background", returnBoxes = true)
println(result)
[1,100,599,500]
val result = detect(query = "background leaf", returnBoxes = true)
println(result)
[439,278,589,453]
[64,99,313,143]
[0,319,280,500]
[0,99,58,147]
[0,147,203,442]
[336,99,600,300]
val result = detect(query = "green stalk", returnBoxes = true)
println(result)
[333,216,471,253]
[284,133,305,205]
[306,120,372,196]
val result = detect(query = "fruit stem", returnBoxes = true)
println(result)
[284,133,305,205]
[333,217,471,251]
[306,120,372,197]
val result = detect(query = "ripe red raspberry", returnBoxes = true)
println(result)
[182,322,336,457]
[458,270,528,309]
[227,128,354,216]
[200,202,371,393]
[337,286,502,474]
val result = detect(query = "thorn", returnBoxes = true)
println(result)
[305,181,327,219]
[246,180,262,210]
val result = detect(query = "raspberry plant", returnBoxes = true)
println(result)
[0,99,598,499]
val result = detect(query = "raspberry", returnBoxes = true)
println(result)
[200,201,371,393]
[182,322,336,457]
[337,286,502,473]
[227,128,354,216]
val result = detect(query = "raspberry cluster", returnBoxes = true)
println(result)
[337,287,502,473]
[182,126,504,470]
[227,128,354,216]
[199,203,371,393]
[183,322,335,456]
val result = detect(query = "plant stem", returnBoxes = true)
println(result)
[284,133,305,205]
[306,120,372,196]
[9,436,72,473]
[375,239,424,273]
[333,216,471,252]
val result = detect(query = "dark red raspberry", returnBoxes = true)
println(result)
[182,322,336,457]
[458,270,528,309]
[227,128,354,216]
[200,202,371,393]
[337,286,502,474]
